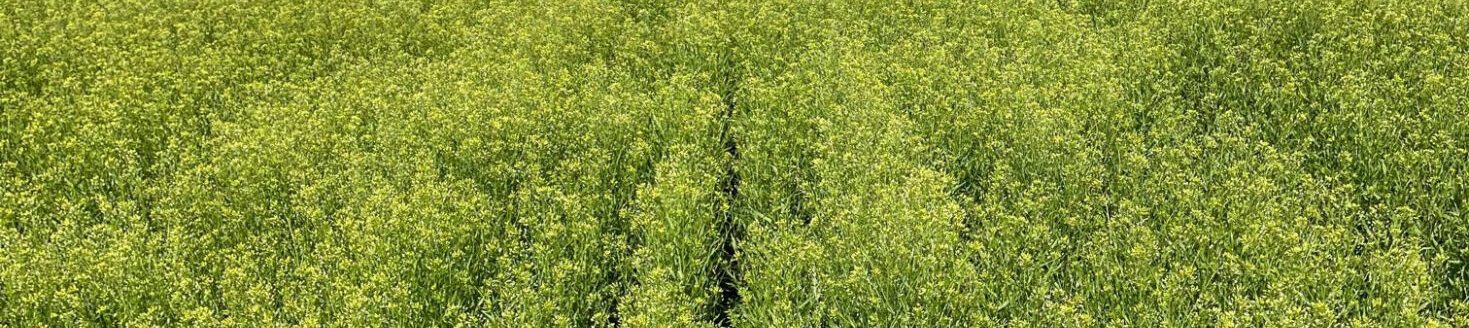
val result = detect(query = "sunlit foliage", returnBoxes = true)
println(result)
[2,0,1465,326]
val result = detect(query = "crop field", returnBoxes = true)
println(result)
[2,0,1468,326]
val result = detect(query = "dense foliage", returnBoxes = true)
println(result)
[2,0,1466,326]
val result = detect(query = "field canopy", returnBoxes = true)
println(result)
[2,0,1466,326]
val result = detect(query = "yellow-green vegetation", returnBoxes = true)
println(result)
[2,0,1466,326]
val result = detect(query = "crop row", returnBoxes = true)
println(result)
[2,0,1466,326]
